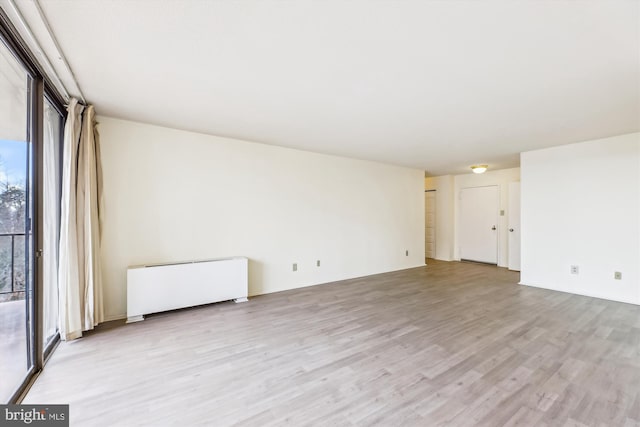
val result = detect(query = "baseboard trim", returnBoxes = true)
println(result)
[519,281,639,306]
[248,263,427,298]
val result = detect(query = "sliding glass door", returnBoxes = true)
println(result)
[0,35,34,403]
[0,10,64,401]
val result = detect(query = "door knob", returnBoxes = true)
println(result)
[509,228,514,232]
[491,226,496,230]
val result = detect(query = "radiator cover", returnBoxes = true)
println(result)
[126,257,248,323]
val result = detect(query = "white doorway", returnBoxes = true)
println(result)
[425,190,436,259]
[508,182,521,271]
[459,186,499,264]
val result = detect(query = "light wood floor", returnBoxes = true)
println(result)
[25,260,640,426]
[0,299,28,402]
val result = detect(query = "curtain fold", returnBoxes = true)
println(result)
[58,98,104,341]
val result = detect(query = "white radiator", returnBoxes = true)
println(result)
[126,257,248,323]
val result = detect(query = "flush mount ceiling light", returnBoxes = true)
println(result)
[471,165,488,174]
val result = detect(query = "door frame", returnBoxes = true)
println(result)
[507,181,521,271]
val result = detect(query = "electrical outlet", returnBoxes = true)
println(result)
[293,263,297,272]
[614,271,622,280]
[405,250,409,256]
[316,260,320,267]
[570,265,579,274]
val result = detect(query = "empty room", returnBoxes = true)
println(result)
[0,0,639,426]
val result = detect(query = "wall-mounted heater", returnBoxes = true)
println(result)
[126,257,248,323]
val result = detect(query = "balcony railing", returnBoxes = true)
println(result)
[0,232,26,296]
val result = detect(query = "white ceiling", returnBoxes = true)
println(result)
[14,0,640,175]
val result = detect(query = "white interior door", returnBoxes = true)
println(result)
[459,186,499,264]
[425,191,436,259]
[508,182,521,271]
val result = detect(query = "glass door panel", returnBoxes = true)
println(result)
[0,37,33,402]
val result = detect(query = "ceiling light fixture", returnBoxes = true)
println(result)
[471,165,488,174]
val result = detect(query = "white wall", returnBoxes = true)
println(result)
[98,117,426,320]
[454,168,520,267]
[520,132,640,305]
[424,175,454,261]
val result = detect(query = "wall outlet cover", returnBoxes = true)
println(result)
[570,265,579,274]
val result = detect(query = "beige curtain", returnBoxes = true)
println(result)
[58,98,104,341]
[0,47,27,141]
